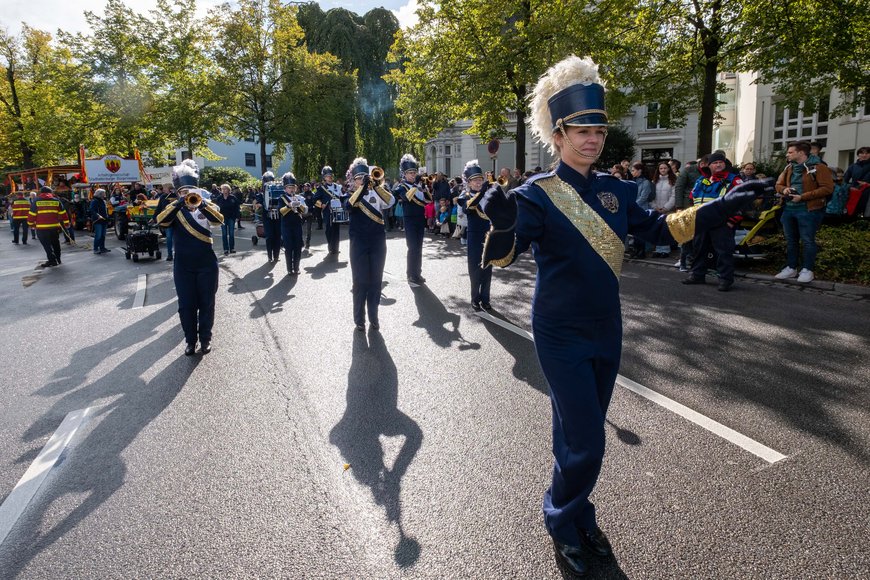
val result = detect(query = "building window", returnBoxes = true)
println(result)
[265,155,273,169]
[646,102,671,130]
[245,153,256,167]
[181,150,192,160]
[445,145,451,155]
[771,99,829,153]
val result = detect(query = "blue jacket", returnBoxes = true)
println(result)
[214,194,240,220]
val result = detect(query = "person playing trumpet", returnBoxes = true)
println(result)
[347,158,395,331]
[392,153,431,285]
[156,159,224,356]
[279,172,308,275]
[314,165,347,255]
[455,160,493,311]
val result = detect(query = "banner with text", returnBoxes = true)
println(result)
[83,155,142,182]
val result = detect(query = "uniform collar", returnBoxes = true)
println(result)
[554,161,592,191]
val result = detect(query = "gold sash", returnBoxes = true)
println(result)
[535,176,624,279]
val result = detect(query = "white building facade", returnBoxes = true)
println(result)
[425,75,870,174]
[146,139,294,183]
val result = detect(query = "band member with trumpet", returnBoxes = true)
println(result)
[314,166,347,255]
[392,153,431,285]
[157,159,224,356]
[454,160,492,311]
[347,158,395,331]
[279,172,308,275]
[479,55,770,576]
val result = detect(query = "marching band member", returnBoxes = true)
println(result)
[454,160,492,311]
[258,171,283,262]
[393,153,431,285]
[314,166,347,255]
[347,158,395,331]
[279,171,308,275]
[156,160,224,356]
[479,55,768,576]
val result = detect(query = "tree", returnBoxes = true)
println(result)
[209,0,304,175]
[0,26,103,169]
[61,0,162,156]
[598,125,636,171]
[388,0,618,172]
[148,0,228,163]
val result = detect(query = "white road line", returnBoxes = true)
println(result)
[0,407,93,546]
[475,311,534,340]
[0,265,41,278]
[132,274,147,309]
[475,312,787,464]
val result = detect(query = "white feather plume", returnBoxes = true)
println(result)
[349,157,368,173]
[173,158,199,179]
[529,55,604,154]
[400,153,418,165]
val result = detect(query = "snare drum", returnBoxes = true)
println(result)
[331,206,349,224]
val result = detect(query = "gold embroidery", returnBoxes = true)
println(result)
[482,229,515,268]
[203,201,224,225]
[536,176,624,279]
[348,185,365,206]
[176,211,213,244]
[156,203,179,227]
[665,205,700,243]
[359,203,385,225]
[375,185,393,204]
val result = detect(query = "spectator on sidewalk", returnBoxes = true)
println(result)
[90,188,109,254]
[843,146,870,188]
[651,162,676,257]
[674,156,706,271]
[627,162,652,258]
[774,140,834,284]
[215,183,240,255]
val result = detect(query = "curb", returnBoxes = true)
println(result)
[628,257,870,300]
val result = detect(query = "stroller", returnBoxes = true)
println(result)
[733,193,784,259]
[124,198,161,262]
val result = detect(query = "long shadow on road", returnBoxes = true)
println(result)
[329,330,423,569]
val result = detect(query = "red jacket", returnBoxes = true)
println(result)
[11,197,30,220]
[27,194,70,230]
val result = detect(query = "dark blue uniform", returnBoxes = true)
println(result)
[279,194,307,274]
[314,183,346,254]
[456,188,492,307]
[157,199,224,347]
[393,179,431,282]
[483,162,683,546]
[258,191,283,262]
[348,184,395,327]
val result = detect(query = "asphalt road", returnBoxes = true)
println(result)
[0,223,867,579]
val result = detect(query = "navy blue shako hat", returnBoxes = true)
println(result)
[282,172,297,186]
[463,160,483,181]
[548,83,608,131]
[399,154,419,174]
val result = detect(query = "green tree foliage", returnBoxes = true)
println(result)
[297,5,403,173]
[199,166,261,190]
[0,26,102,169]
[148,0,228,164]
[60,0,162,156]
[209,0,305,175]
[739,0,870,118]
[598,125,636,171]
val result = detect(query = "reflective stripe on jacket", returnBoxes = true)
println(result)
[11,198,31,220]
[27,195,70,229]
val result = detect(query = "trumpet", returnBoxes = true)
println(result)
[497,176,509,187]
[185,190,202,210]
[369,166,385,185]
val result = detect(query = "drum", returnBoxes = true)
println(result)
[331,206,349,224]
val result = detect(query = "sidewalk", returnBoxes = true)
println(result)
[628,255,870,300]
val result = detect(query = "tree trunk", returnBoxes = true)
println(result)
[260,135,268,175]
[514,85,527,173]
[697,53,718,157]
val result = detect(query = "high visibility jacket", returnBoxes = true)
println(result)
[11,197,31,220]
[27,194,69,230]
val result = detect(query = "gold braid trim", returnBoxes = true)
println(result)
[375,185,393,204]
[176,212,213,244]
[359,203,385,225]
[558,109,609,125]
[348,185,365,206]
[406,186,427,206]
[156,202,180,227]
[202,201,225,225]
[666,205,700,244]
[481,227,516,269]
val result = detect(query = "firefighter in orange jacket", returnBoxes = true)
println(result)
[10,191,31,245]
[27,186,70,267]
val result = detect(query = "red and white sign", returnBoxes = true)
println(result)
[83,155,141,182]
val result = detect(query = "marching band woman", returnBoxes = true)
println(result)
[347,158,395,331]
[479,55,767,576]
[156,159,225,356]
[314,166,348,255]
[279,171,308,275]
[454,160,492,311]
[393,153,432,284]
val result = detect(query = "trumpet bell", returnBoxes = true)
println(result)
[496,176,509,187]
[185,192,202,208]
[370,166,385,183]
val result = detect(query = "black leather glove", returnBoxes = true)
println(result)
[479,185,517,230]
[719,178,773,214]
[362,175,371,190]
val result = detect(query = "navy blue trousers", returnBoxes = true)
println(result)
[325,216,342,253]
[282,224,303,272]
[263,217,282,261]
[173,257,218,345]
[532,312,622,546]
[466,229,492,304]
[350,233,386,326]
[404,215,425,280]
[689,224,734,283]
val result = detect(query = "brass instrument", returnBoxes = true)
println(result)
[497,176,509,187]
[370,166,385,185]
[185,190,202,210]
